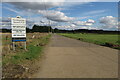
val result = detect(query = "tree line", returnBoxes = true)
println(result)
[1,25,120,34]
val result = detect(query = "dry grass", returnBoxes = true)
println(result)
[2,33,51,78]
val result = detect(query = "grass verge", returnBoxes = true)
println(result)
[2,33,51,65]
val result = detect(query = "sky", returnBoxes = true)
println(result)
[1,0,119,31]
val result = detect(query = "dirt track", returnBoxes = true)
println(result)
[32,34,118,78]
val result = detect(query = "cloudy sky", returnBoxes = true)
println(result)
[1,0,119,31]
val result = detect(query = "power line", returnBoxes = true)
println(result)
[43,0,51,33]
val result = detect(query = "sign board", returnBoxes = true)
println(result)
[11,17,26,42]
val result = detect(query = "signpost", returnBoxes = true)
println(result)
[11,16,26,50]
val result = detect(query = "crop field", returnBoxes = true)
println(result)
[1,33,51,78]
[60,33,120,49]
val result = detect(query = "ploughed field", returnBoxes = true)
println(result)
[59,33,120,49]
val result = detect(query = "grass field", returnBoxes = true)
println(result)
[59,33,119,49]
[2,33,51,65]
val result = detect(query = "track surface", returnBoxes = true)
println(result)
[32,34,118,78]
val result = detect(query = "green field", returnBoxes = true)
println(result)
[59,33,119,49]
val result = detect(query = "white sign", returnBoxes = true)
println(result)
[11,17,26,38]
[11,18,26,25]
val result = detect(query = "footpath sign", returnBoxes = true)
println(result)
[11,16,26,50]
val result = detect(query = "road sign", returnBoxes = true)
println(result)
[11,16,27,50]
[11,17,26,41]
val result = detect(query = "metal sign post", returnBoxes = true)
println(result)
[24,42,26,50]
[11,16,26,50]
[13,42,15,51]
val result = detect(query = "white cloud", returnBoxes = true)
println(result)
[79,26,99,30]
[3,7,20,14]
[1,17,10,22]
[0,17,35,29]
[54,24,77,30]
[83,10,106,15]
[77,16,90,20]
[6,2,64,10]
[3,6,35,16]
[55,25,70,29]
[38,10,75,22]
[4,2,76,22]
[99,16,118,29]
[54,24,99,30]
[86,19,95,23]
[0,17,11,28]
[3,0,119,2]
[73,19,95,26]
[56,8,66,11]
[3,0,65,2]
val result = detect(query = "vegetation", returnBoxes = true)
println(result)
[1,25,119,35]
[32,25,52,33]
[53,29,119,34]
[2,33,51,65]
[59,33,120,49]
[1,25,52,33]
